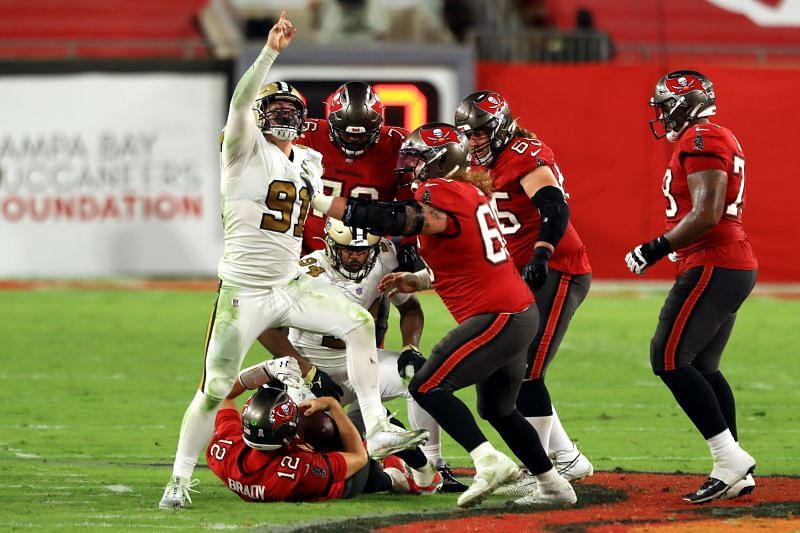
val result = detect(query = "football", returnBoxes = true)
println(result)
[297,410,341,452]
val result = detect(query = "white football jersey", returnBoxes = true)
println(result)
[288,238,410,370]
[217,134,324,288]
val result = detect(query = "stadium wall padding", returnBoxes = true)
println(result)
[477,62,800,282]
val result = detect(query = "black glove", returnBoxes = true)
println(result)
[396,242,424,272]
[522,247,551,291]
[305,367,343,402]
[397,346,426,380]
[625,235,672,275]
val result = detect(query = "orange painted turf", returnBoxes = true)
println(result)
[378,472,800,533]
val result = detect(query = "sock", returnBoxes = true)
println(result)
[411,387,487,452]
[468,441,495,463]
[706,429,737,462]
[407,396,442,464]
[704,371,738,441]
[548,405,575,456]
[525,415,553,454]
[172,389,221,479]
[534,467,561,484]
[395,447,428,470]
[489,411,552,474]
[410,460,437,487]
[343,324,384,432]
[659,366,728,439]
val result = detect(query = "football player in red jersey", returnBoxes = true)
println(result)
[454,91,593,491]
[305,123,578,508]
[207,379,438,503]
[297,81,412,256]
[625,70,757,504]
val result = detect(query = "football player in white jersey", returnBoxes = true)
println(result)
[159,12,427,510]
[258,219,468,493]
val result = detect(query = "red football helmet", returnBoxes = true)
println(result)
[649,70,716,141]
[326,81,385,158]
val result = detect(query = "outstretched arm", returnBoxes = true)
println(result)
[310,195,442,237]
[221,11,296,170]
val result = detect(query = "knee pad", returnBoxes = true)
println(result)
[651,341,694,374]
[204,376,235,405]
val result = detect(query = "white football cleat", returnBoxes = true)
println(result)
[684,446,756,504]
[720,473,755,500]
[366,420,429,460]
[711,446,756,486]
[158,476,199,509]
[552,445,593,481]
[513,475,577,506]
[494,468,537,497]
[457,451,521,508]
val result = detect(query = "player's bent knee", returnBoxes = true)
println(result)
[477,402,515,421]
[205,376,235,405]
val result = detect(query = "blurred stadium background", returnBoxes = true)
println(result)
[1,1,800,529]
[1,0,798,284]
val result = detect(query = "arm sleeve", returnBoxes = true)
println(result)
[221,45,279,173]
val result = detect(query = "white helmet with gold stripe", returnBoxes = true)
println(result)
[254,81,307,140]
[324,218,380,282]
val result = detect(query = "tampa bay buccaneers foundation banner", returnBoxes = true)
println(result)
[0,69,227,277]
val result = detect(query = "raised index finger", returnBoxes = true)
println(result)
[278,10,286,23]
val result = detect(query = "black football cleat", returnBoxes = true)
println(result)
[682,477,731,504]
[437,463,468,493]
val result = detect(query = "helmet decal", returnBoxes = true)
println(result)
[271,399,298,431]
[474,92,506,114]
[666,74,707,96]
[328,88,345,113]
[419,125,462,147]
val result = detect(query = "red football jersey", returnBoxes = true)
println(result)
[206,408,347,502]
[298,119,411,253]
[415,178,534,324]
[663,122,757,273]
[488,136,591,275]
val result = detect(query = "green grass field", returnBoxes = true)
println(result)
[1,288,798,531]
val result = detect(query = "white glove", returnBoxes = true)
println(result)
[266,357,303,388]
[300,164,323,199]
[624,247,648,275]
[238,357,303,390]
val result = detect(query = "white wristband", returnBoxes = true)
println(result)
[412,268,432,291]
[311,194,334,214]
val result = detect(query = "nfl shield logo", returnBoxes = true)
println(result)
[232,298,239,308]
